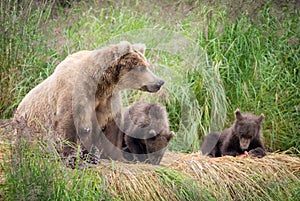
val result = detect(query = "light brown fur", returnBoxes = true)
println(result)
[14,41,164,158]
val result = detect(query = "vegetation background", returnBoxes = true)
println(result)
[1,0,298,152]
[0,0,299,200]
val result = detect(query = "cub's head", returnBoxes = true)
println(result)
[116,43,164,93]
[234,109,264,150]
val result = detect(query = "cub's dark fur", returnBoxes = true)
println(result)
[122,102,175,165]
[103,102,174,165]
[201,109,266,157]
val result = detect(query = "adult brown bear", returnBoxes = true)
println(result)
[201,109,266,157]
[14,41,164,159]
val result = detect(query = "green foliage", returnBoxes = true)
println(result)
[0,0,299,153]
[1,1,299,200]
[2,142,56,200]
[0,0,58,117]
[1,139,112,200]
[195,4,300,151]
[2,140,299,200]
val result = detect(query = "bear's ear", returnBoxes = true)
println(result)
[118,41,132,56]
[235,108,243,121]
[132,43,146,55]
[257,114,264,123]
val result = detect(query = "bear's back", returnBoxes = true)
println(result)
[54,50,92,73]
[15,50,93,131]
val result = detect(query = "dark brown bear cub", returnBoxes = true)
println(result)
[102,102,175,165]
[201,109,266,157]
[122,102,175,165]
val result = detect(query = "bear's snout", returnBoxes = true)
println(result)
[157,79,165,87]
[141,79,164,93]
[153,79,165,91]
[239,137,251,150]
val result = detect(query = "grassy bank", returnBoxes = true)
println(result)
[1,128,299,200]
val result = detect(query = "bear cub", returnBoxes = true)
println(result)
[122,102,175,165]
[102,102,174,165]
[201,109,266,158]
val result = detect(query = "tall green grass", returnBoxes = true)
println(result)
[195,4,299,151]
[0,0,58,117]
[2,139,113,200]
[0,0,299,152]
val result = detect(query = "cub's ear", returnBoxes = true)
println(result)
[166,131,175,141]
[257,114,264,123]
[132,43,146,55]
[235,108,243,121]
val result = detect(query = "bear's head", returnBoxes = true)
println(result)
[114,43,164,93]
[234,109,264,150]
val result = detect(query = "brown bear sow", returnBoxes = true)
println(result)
[201,109,266,157]
[14,41,164,158]
[122,102,175,165]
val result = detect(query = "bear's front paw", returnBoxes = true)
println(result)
[248,147,266,158]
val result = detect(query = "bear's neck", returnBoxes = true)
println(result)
[96,55,132,98]
[94,53,137,98]
[95,63,123,98]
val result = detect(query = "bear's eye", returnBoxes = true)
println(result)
[240,134,249,138]
[139,66,147,72]
[241,134,251,139]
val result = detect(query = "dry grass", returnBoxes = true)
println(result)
[171,152,300,200]
[81,151,299,200]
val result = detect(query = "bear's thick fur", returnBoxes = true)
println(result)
[104,102,175,165]
[14,41,164,159]
[201,109,266,157]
